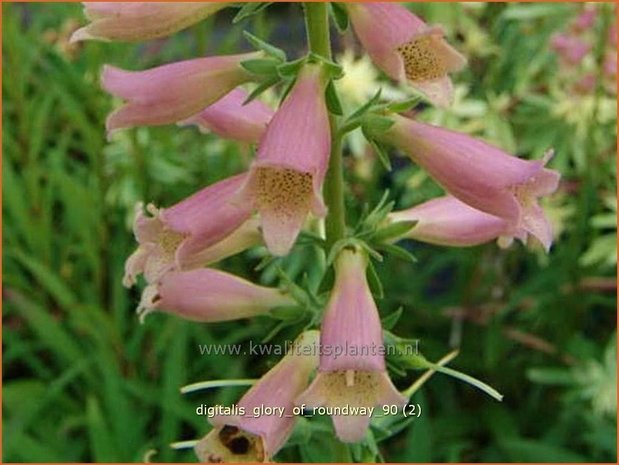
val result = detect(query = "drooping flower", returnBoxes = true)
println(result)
[388,196,515,248]
[71,2,228,43]
[296,249,407,442]
[235,64,331,256]
[378,115,561,251]
[136,268,295,323]
[346,2,466,107]
[123,173,253,287]
[102,52,260,136]
[179,88,274,144]
[195,331,319,462]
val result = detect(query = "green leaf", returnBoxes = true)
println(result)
[330,3,349,33]
[384,96,422,113]
[348,88,383,121]
[233,2,273,24]
[367,259,384,299]
[376,243,418,263]
[382,307,404,330]
[325,80,343,116]
[368,138,392,171]
[244,76,281,104]
[243,30,286,61]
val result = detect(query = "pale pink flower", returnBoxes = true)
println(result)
[195,331,319,462]
[71,2,228,43]
[604,52,617,78]
[346,2,466,107]
[235,64,331,256]
[572,6,597,32]
[550,33,591,65]
[180,88,274,144]
[123,173,254,287]
[388,196,515,247]
[296,250,406,442]
[102,52,260,136]
[137,268,295,323]
[383,115,561,251]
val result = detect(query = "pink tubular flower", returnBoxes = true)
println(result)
[296,249,406,443]
[346,2,466,107]
[235,64,331,256]
[123,173,253,287]
[195,331,319,462]
[137,268,295,323]
[179,88,274,144]
[388,196,515,248]
[381,115,561,251]
[71,2,228,43]
[102,52,260,136]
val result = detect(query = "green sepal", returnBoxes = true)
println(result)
[240,58,280,77]
[325,80,344,116]
[330,3,349,33]
[243,30,286,61]
[233,2,273,24]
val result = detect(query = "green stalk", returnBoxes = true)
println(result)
[304,2,346,249]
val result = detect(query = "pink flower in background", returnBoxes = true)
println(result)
[571,6,597,33]
[71,2,228,43]
[102,52,260,136]
[604,52,617,78]
[550,33,592,65]
[137,268,295,323]
[388,196,514,248]
[180,88,274,144]
[123,173,253,287]
[235,64,331,256]
[296,250,406,442]
[196,331,319,462]
[346,2,466,107]
[384,115,560,251]
[573,73,597,94]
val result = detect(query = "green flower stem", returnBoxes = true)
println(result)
[304,2,346,250]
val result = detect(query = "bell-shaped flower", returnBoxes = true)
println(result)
[123,173,254,287]
[296,249,406,443]
[180,88,274,144]
[235,64,331,256]
[71,2,228,43]
[195,331,319,462]
[137,268,295,323]
[380,115,561,251]
[102,52,260,136]
[388,196,516,247]
[346,2,466,107]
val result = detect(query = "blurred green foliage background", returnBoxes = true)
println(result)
[3,2,617,462]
